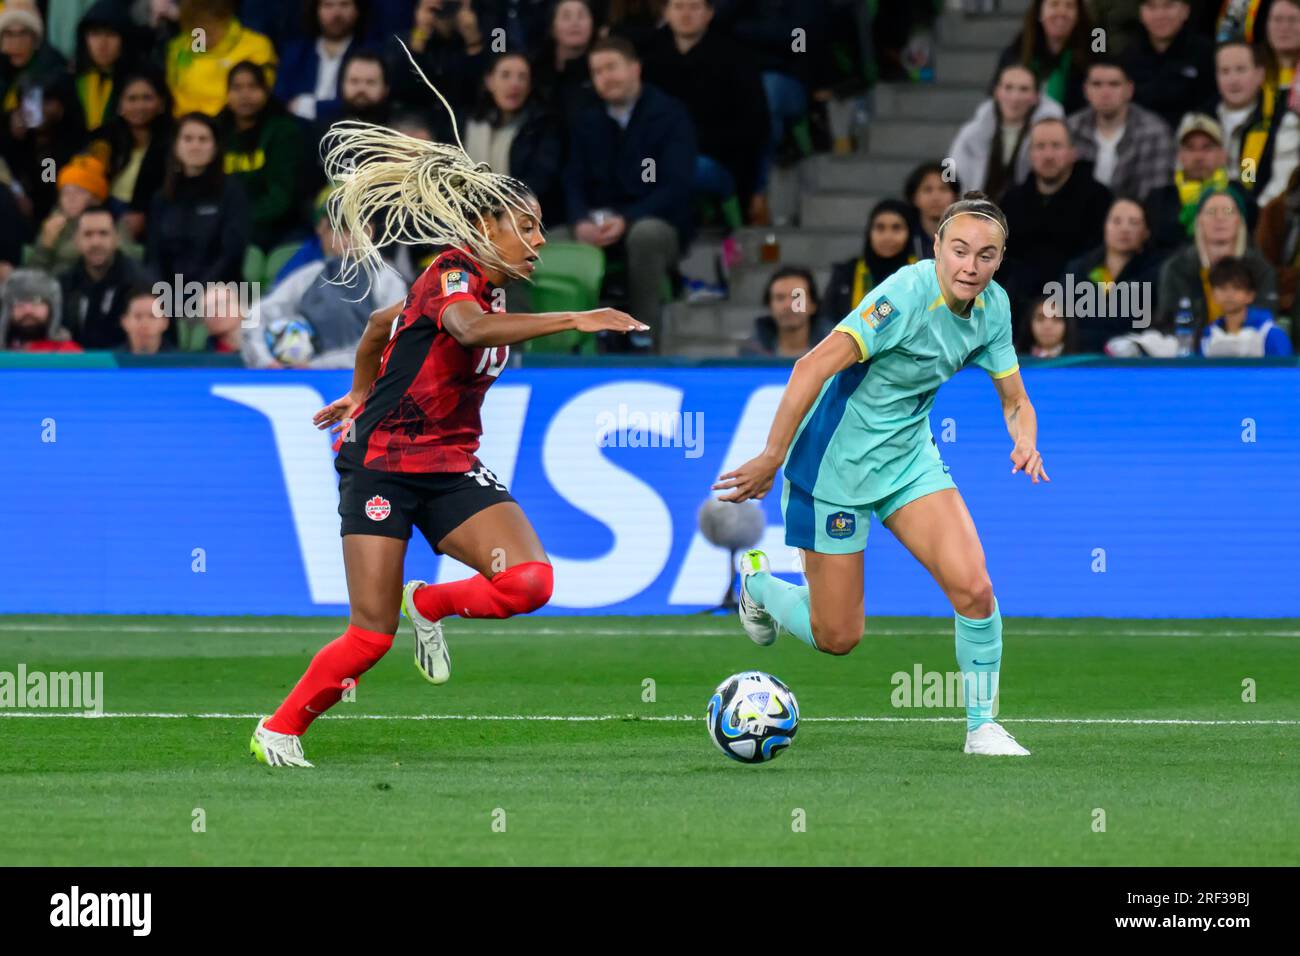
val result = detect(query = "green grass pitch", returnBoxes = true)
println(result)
[1,614,1297,866]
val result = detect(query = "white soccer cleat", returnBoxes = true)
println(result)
[249,717,314,768]
[403,580,450,685]
[737,549,778,647]
[963,721,1031,756]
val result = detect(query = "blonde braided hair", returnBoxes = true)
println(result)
[321,41,536,288]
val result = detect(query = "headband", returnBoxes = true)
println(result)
[937,210,1007,237]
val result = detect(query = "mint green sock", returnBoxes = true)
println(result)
[955,599,1002,732]
[745,571,817,649]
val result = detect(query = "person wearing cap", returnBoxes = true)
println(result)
[0,0,68,116]
[1156,184,1279,338]
[1211,38,1300,207]
[1122,0,1216,130]
[1145,112,1259,255]
[164,0,277,117]
[240,203,406,369]
[28,154,140,275]
[1065,56,1175,202]
[0,266,80,352]
[58,204,153,350]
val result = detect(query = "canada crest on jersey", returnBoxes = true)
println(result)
[364,495,391,521]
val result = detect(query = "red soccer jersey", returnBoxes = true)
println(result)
[336,248,509,473]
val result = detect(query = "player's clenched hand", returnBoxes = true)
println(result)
[572,308,648,334]
[713,452,782,502]
[313,391,364,434]
[1010,443,1050,483]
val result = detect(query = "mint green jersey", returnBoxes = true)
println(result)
[783,259,1019,507]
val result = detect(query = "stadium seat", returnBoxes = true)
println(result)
[242,245,266,286]
[263,241,304,290]
[524,243,605,354]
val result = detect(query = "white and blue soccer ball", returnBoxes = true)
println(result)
[706,670,800,764]
[266,317,316,365]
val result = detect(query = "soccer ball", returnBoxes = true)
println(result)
[706,670,799,763]
[266,317,317,365]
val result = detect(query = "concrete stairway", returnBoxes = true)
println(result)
[663,0,1029,356]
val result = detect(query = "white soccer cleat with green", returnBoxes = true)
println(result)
[737,549,778,646]
[403,580,450,685]
[249,717,313,768]
[963,721,1031,756]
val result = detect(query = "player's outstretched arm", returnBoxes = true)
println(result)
[441,300,648,348]
[994,370,1050,483]
[713,331,860,502]
[313,299,405,433]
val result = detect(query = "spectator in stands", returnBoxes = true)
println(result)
[199,280,246,354]
[1065,58,1175,201]
[118,285,173,355]
[241,212,406,368]
[566,37,695,336]
[904,161,960,260]
[1015,294,1078,357]
[463,53,563,225]
[643,0,769,226]
[164,0,277,117]
[532,0,598,122]
[1,72,87,223]
[1213,39,1300,206]
[1145,112,1256,254]
[0,180,26,279]
[1090,0,1146,56]
[605,0,666,55]
[276,0,368,123]
[1263,0,1300,97]
[73,2,135,134]
[1254,167,1300,323]
[1000,117,1112,312]
[0,267,78,351]
[1157,185,1278,334]
[335,51,391,127]
[1201,255,1293,354]
[220,61,305,251]
[58,205,151,349]
[0,2,67,117]
[1123,0,1216,129]
[1062,196,1163,351]
[86,71,172,242]
[147,113,249,291]
[385,0,486,126]
[740,266,829,358]
[476,0,553,55]
[822,199,920,324]
[29,155,135,275]
[995,0,1092,114]
[948,63,1063,202]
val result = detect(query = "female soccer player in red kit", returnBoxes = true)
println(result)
[250,98,646,767]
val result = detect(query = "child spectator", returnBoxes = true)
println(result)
[28,155,133,275]
[1202,255,1294,355]
[118,285,173,355]
[904,161,960,260]
[1016,294,1078,357]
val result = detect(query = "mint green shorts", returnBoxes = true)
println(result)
[781,458,955,555]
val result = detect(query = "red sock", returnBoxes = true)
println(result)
[412,561,553,621]
[265,624,394,735]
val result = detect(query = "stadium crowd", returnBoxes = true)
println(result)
[0,0,1294,360]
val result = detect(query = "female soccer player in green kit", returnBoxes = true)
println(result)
[714,191,1049,756]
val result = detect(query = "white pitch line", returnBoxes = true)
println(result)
[0,712,1296,726]
[1,622,1297,638]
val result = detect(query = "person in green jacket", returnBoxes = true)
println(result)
[217,60,305,250]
